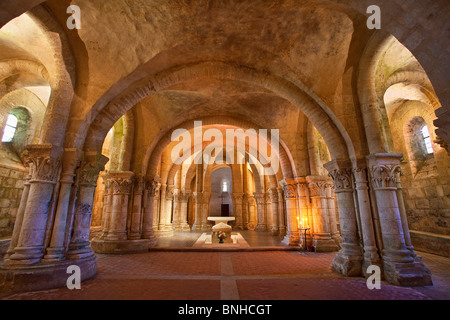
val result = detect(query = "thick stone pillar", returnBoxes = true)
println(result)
[201,191,211,230]
[277,187,286,236]
[231,193,244,230]
[100,173,113,239]
[66,153,109,259]
[265,192,273,232]
[325,161,363,277]
[44,149,80,261]
[353,166,381,275]
[192,192,202,230]
[142,178,159,244]
[172,189,184,231]
[8,144,62,265]
[104,172,134,241]
[242,194,249,230]
[253,193,266,232]
[247,195,257,230]
[395,173,414,255]
[296,178,311,248]
[128,176,144,240]
[269,188,279,235]
[307,176,339,252]
[179,191,191,231]
[325,183,341,244]
[159,185,174,235]
[367,153,432,286]
[280,179,300,246]
[5,172,31,258]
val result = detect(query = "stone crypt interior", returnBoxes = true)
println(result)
[0,0,449,299]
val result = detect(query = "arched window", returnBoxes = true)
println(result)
[2,114,18,142]
[222,181,228,193]
[421,125,433,155]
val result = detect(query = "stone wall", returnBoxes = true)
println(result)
[0,162,26,238]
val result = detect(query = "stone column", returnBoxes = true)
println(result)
[265,192,273,231]
[325,161,363,277]
[296,178,311,247]
[269,188,279,235]
[104,171,134,241]
[201,191,211,230]
[353,166,381,275]
[66,153,108,259]
[247,195,256,231]
[160,185,174,235]
[8,144,62,265]
[128,176,144,240]
[142,178,159,245]
[6,172,31,258]
[192,192,202,230]
[100,173,113,239]
[253,193,266,231]
[172,189,182,231]
[179,191,191,231]
[367,153,432,286]
[307,176,338,252]
[280,179,300,246]
[231,193,244,230]
[395,172,414,255]
[242,194,249,230]
[325,182,341,244]
[277,187,286,236]
[44,149,80,261]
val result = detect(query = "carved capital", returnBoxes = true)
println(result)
[369,165,402,190]
[307,178,329,198]
[78,152,109,187]
[24,144,63,184]
[253,193,265,205]
[166,185,175,200]
[145,176,161,197]
[280,180,297,199]
[328,168,353,193]
[367,153,403,190]
[109,171,134,195]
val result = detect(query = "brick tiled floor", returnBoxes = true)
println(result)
[2,250,448,300]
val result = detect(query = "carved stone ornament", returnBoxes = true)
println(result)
[308,181,329,197]
[78,156,109,187]
[146,176,161,197]
[370,164,402,190]
[111,178,133,195]
[23,144,62,183]
[328,168,353,193]
[281,183,297,199]
[253,193,265,205]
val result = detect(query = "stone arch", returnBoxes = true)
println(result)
[143,116,297,181]
[81,62,351,163]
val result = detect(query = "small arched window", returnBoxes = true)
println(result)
[420,125,433,155]
[2,114,18,143]
[222,181,228,193]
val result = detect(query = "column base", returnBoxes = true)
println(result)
[332,250,364,277]
[255,224,267,232]
[271,228,279,236]
[8,246,45,266]
[313,238,339,252]
[66,242,96,260]
[282,232,300,246]
[0,254,97,297]
[383,259,433,287]
[90,238,151,255]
